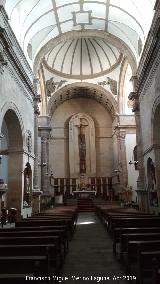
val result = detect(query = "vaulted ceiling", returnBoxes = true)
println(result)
[5,0,156,71]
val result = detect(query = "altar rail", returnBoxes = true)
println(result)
[50,177,114,198]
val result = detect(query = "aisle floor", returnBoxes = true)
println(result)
[61,213,136,284]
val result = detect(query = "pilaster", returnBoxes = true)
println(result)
[38,116,51,194]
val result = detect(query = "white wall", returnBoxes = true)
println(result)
[49,97,113,178]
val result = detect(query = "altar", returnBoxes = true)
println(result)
[72,190,96,198]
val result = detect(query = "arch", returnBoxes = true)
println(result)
[47,82,118,120]
[33,30,137,76]
[0,108,23,211]
[0,102,24,137]
[151,101,160,207]
[147,157,158,207]
[118,57,129,114]
[152,99,160,145]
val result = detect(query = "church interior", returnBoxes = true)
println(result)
[0,0,160,283]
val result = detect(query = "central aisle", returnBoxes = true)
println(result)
[61,213,130,284]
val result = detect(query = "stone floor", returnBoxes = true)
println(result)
[61,213,136,284]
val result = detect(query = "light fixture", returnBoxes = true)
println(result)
[129,160,138,165]
[114,169,120,173]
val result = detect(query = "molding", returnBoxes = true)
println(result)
[1,148,35,159]
[42,53,123,80]
[136,5,160,97]
[0,33,34,101]
[0,5,32,78]
[143,144,160,156]
[5,61,34,105]
[34,30,137,76]
[0,6,35,102]
[47,82,118,120]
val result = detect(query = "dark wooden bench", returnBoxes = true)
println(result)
[137,251,160,284]
[0,243,57,274]
[109,217,160,234]
[120,233,160,261]
[0,229,68,255]
[0,235,63,269]
[96,205,150,224]
[35,211,78,226]
[0,255,48,274]
[126,240,160,274]
[113,227,160,255]
[16,219,74,239]
[152,257,160,284]
[107,214,153,230]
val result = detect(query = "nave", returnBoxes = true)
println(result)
[61,212,128,284]
[1,203,160,284]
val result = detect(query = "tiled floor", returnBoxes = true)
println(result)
[61,213,134,284]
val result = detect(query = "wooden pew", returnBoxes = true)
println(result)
[16,219,74,239]
[0,235,63,269]
[27,216,74,231]
[120,233,160,261]
[36,210,78,225]
[113,227,160,255]
[152,257,160,284]
[96,205,149,225]
[126,240,160,274]
[0,229,68,255]
[137,251,160,284]
[109,217,160,235]
[0,255,48,274]
[0,243,59,276]
[107,214,153,231]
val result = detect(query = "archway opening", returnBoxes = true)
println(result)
[152,104,160,208]
[0,109,23,211]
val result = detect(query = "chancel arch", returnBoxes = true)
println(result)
[47,82,118,120]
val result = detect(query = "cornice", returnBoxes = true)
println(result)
[0,5,32,77]
[0,29,34,99]
[0,6,35,99]
[6,63,34,105]
[143,143,160,156]
[136,5,160,97]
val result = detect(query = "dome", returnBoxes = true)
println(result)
[43,36,122,79]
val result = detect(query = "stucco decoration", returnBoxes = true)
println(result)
[45,77,67,97]
[98,77,117,96]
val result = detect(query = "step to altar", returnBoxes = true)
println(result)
[77,198,95,212]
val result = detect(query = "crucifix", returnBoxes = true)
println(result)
[78,118,88,174]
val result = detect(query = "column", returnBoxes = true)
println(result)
[32,79,41,213]
[128,89,148,211]
[119,130,128,188]
[33,79,41,191]
[38,116,51,194]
